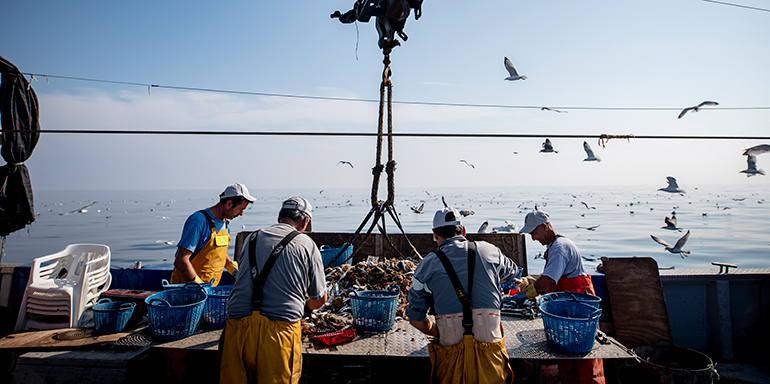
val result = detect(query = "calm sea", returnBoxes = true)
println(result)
[2,185,769,272]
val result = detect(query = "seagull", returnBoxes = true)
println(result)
[651,230,691,258]
[411,202,425,214]
[491,220,518,233]
[661,213,682,231]
[458,209,475,217]
[582,141,601,162]
[503,57,527,81]
[575,225,601,231]
[541,107,566,113]
[460,159,475,169]
[677,101,719,119]
[478,221,489,233]
[337,161,354,168]
[540,138,558,153]
[740,154,765,177]
[60,202,97,215]
[581,202,596,210]
[658,176,686,195]
[742,144,770,157]
[424,190,433,197]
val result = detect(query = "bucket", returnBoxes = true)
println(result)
[632,340,715,384]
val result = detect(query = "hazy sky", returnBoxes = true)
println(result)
[2,1,769,192]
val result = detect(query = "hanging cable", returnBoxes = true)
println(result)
[20,73,770,112]
[5,129,769,141]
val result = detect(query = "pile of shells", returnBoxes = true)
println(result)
[301,258,418,338]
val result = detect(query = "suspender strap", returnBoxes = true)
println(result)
[249,229,301,311]
[433,241,477,335]
[199,209,229,231]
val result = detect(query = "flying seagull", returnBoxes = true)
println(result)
[742,144,770,157]
[582,141,601,162]
[581,202,596,210]
[575,224,601,231]
[677,101,719,119]
[661,212,682,231]
[503,57,527,81]
[411,202,425,214]
[460,159,475,169]
[60,202,97,216]
[540,138,558,153]
[658,176,686,195]
[337,161,354,168]
[651,230,691,258]
[541,107,566,113]
[458,209,475,217]
[740,154,765,177]
[478,221,489,233]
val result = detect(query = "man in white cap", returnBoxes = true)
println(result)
[406,207,521,384]
[170,183,255,287]
[518,210,605,384]
[220,197,327,384]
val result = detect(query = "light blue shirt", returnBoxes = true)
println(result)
[541,236,587,284]
[406,236,520,322]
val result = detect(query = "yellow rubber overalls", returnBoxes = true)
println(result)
[170,210,229,286]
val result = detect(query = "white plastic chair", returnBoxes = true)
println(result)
[15,244,112,332]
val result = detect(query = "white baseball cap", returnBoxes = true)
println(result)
[432,207,463,229]
[220,183,256,202]
[520,210,550,233]
[282,197,312,218]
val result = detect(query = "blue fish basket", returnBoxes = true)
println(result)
[145,283,207,339]
[320,244,353,267]
[350,285,400,332]
[202,285,233,328]
[540,300,602,353]
[93,298,135,334]
[538,291,601,309]
[161,278,214,290]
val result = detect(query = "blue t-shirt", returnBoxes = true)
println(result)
[406,236,520,322]
[177,208,228,257]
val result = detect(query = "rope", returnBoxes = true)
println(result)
[5,130,769,141]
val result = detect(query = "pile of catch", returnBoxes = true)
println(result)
[301,258,417,338]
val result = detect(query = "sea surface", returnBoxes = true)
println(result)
[2,185,769,273]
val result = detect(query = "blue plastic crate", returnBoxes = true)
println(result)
[320,244,353,267]
[540,300,601,353]
[350,286,399,332]
[538,291,601,309]
[145,283,207,339]
[202,285,233,328]
[92,298,135,334]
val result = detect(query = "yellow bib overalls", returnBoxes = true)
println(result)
[170,210,230,286]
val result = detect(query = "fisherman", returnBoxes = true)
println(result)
[516,210,605,384]
[219,197,327,384]
[170,183,255,286]
[406,207,521,384]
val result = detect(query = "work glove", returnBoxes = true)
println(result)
[514,275,537,290]
[225,259,239,275]
[525,284,539,299]
[193,275,205,284]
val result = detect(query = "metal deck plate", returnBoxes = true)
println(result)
[304,317,634,360]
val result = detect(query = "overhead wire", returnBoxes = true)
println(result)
[702,0,770,13]
[4,130,770,140]
[19,72,770,112]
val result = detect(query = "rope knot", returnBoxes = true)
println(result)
[371,164,385,176]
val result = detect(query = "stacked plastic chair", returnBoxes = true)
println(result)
[15,244,112,332]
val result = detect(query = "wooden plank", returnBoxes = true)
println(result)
[0,327,138,350]
[234,231,527,275]
[603,257,672,348]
